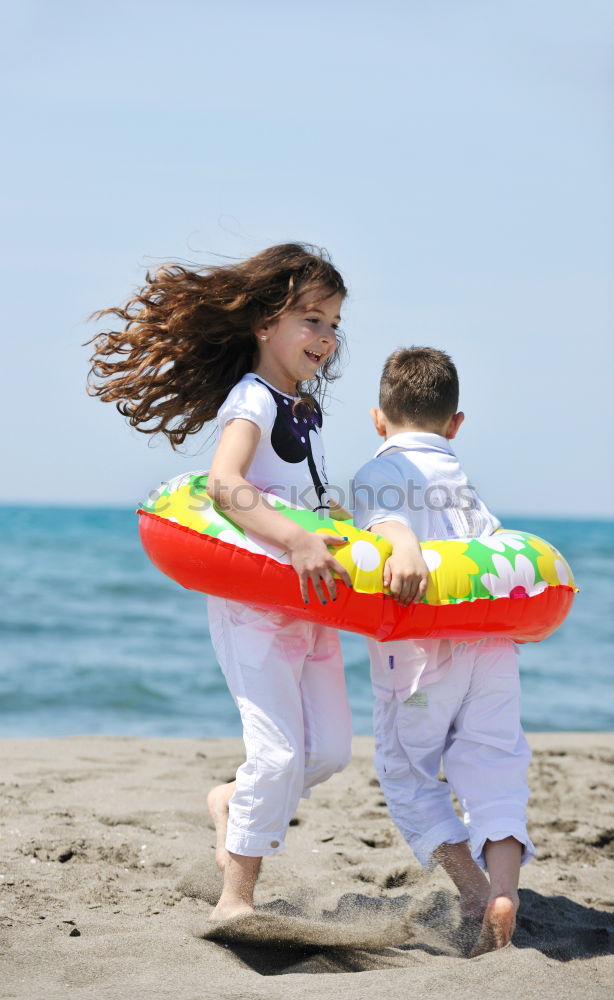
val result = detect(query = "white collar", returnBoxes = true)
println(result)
[249,372,301,401]
[374,431,455,459]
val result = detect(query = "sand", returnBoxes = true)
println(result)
[1,733,613,999]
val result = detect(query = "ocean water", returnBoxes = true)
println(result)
[1,507,613,738]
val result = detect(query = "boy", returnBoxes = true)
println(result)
[352,347,534,956]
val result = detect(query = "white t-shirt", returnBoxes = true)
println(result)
[352,432,501,702]
[216,373,331,513]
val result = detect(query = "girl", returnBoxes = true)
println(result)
[87,243,354,919]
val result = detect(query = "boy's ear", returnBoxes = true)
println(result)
[445,411,465,440]
[370,407,387,438]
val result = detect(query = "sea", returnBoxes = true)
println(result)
[1,507,613,738]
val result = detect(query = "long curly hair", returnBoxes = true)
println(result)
[86,243,347,448]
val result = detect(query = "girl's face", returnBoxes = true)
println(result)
[254,290,343,395]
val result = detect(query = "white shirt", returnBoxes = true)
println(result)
[352,432,501,702]
[216,373,331,513]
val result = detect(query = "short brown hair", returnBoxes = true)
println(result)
[379,347,459,426]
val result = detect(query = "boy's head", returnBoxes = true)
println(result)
[372,346,464,440]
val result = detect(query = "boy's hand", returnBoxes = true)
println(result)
[383,544,430,606]
[369,519,430,606]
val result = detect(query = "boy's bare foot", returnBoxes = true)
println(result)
[207,782,235,870]
[469,894,518,957]
[458,886,490,921]
[433,842,490,920]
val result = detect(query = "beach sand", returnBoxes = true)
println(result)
[1,733,613,999]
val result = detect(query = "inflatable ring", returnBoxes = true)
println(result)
[137,472,577,642]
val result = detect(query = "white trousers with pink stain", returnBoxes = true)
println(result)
[373,638,535,871]
[207,596,352,857]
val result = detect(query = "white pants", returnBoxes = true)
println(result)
[373,638,535,871]
[208,597,352,857]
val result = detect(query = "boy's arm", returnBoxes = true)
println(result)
[352,457,429,606]
[368,520,429,606]
[328,499,352,521]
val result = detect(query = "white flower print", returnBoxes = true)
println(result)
[555,559,571,585]
[217,528,291,564]
[422,549,443,572]
[481,554,549,599]
[479,532,527,553]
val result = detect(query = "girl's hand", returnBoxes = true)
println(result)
[288,532,352,604]
[383,546,429,606]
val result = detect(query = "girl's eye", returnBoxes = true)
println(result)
[305,316,339,332]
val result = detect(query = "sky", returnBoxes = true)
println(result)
[2,0,613,517]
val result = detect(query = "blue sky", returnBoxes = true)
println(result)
[2,0,613,516]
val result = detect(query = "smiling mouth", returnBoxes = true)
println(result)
[304,350,324,363]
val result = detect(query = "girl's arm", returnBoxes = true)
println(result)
[368,520,429,606]
[207,418,352,605]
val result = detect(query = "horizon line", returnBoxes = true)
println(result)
[1,500,613,523]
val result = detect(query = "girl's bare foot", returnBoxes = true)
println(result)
[209,899,254,921]
[469,894,518,957]
[208,851,262,921]
[207,782,235,870]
